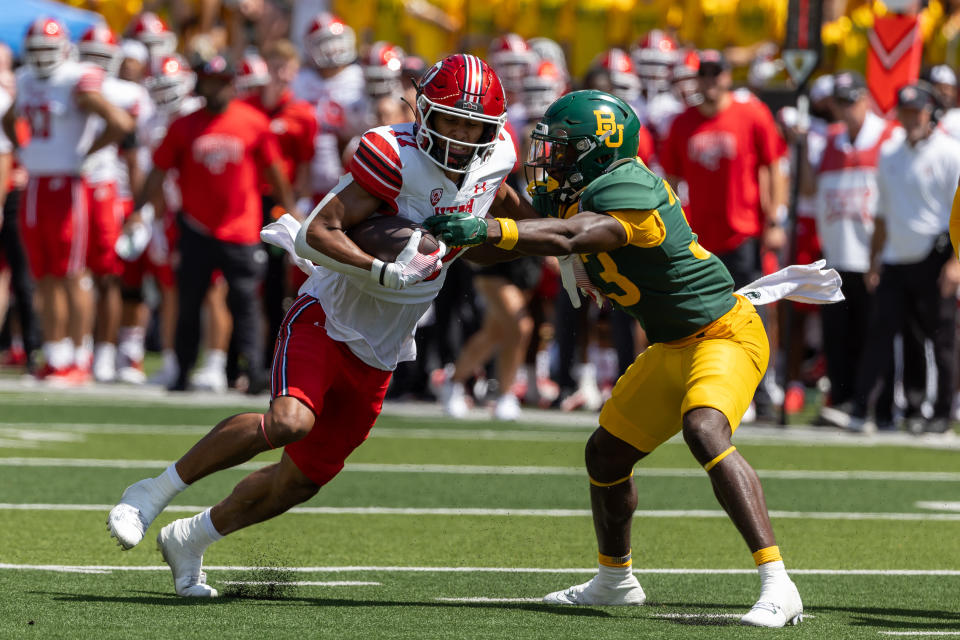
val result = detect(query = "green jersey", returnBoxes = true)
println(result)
[577,159,736,343]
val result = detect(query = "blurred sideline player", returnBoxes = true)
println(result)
[107,54,538,598]
[133,52,299,393]
[426,89,805,628]
[237,43,318,369]
[117,54,201,385]
[293,13,369,205]
[2,18,134,383]
[77,24,154,383]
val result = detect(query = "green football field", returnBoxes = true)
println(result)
[1,382,959,639]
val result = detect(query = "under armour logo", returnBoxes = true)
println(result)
[473,181,488,194]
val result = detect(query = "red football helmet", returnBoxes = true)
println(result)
[522,60,566,119]
[415,54,507,174]
[631,30,680,97]
[592,48,641,105]
[126,12,177,58]
[363,41,405,98]
[235,52,270,93]
[23,17,70,79]
[488,33,536,94]
[304,13,356,69]
[78,25,121,76]
[145,55,195,114]
[672,49,702,106]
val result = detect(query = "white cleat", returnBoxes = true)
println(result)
[157,520,219,597]
[740,579,804,627]
[107,479,167,550]
[190,367,228,392]
[543,575,646,606]
[441,381,469,419]
[493,394,522,421]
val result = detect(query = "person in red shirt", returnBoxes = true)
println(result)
[135,52,299,392]
[660,50,787,420]
[237,41,318,359]
[661,50,787,272]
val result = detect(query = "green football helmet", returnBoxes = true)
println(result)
[525,90,641,216]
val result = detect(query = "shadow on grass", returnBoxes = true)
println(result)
[36,592,611,618]
[657,601,960,630]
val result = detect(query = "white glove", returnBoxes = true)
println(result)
[115,220,152,262]
[370,229,447,290]
[558,254,604,308]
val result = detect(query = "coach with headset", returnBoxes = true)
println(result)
[850,82,960,434]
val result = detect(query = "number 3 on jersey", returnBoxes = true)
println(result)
[589,252,642,307]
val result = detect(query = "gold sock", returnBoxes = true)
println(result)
[599,550,632,568]
[752,545,782,566]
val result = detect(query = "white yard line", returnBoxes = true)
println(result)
[221,580,381,587]
[436,597,542,603]
[3,563,959,576]
[879,633,960,637]
[3,456,960,483]
[2,502,960,521]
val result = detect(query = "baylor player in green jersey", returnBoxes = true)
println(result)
[425,90,804,628]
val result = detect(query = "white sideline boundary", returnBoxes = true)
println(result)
[4,502,960,520]
[3,563,960,576]
[879,633,960,637]
[3,456,960,483]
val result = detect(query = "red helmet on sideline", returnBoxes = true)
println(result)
[23,17,70,78]
[304,13,356,69]
[235,52,270,93]
[126,12,176,58]
[145,54,195,114]
[415,54,507,173]
[79,25,121,76]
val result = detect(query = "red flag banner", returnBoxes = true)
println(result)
[867,14,923,115]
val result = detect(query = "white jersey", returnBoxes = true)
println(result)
[139,96,203,212]
[814,112,898,273]
[15,61,103,176]
[292,64,369,195]
[83,76,152,188]
[300,122,517,370]
[0,87,12,154]
[644,91,684,141]
[876,128,960,264]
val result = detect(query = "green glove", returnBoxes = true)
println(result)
[423,212,488,247]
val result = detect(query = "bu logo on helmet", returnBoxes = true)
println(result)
[593,109,623,148]
[430,188,443,206]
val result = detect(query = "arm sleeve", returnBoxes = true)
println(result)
[348,130,403,213]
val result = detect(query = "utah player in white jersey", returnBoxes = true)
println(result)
[78,24,155,382]
[2,17,134,383]
[107,54,537,598]
[291,12,369,200]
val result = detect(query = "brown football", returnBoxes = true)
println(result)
[346,216,440,263]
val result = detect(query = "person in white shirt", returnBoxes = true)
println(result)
[850,82,960,434]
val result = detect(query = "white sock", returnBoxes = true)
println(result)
[758,560,789,591]
[47,339,73,369]
[202,349,226,372]
[74,336,92,368]
[94,342,116,366]
[162,349,178,374]
[597,564,632,585]
[200,508,224,542]
[118,327,145,363]
[155,463,189,500]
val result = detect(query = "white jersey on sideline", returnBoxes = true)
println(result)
[299,122,517,371]
[83,75,152,188]
[814,111,898,273]
[140,96,203,213]
[14,61,103,176]
[292,64,368,196]
[0,87,12,153]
